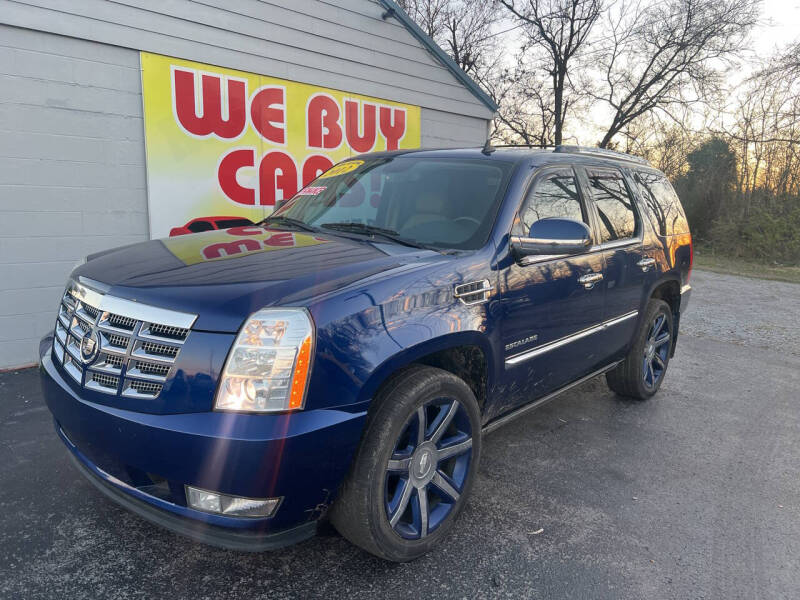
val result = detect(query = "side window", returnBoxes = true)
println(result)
[187,220,214,233]
[586,168,639,243]
[634,171,689,236]
[514,168,585,237]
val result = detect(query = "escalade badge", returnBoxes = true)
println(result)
[505,335,538,352]
[79,329,101,364]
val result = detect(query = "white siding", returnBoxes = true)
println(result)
[421,108,490,148]
[0,26,149,368]
[0,0,495,119]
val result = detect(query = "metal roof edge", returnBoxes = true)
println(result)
[377,0,499,114]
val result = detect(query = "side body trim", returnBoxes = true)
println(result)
[505,310,638,366]
[483,361,623,434]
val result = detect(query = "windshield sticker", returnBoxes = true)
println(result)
[296,186,326,196]
[319,160,364,179]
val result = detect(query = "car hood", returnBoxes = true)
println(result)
[73,226,443,332]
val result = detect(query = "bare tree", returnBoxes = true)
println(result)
[396,0,449,39]
[396,0,502,78]
[489,64,557,145]
[498,0,603,145]
[594,0,759,148]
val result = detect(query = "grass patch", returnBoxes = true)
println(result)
[693,247,800,284]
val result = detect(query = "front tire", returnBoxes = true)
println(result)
[330,365,481,562]
[606,299,673,400]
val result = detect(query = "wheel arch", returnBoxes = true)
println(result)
[358,331,495,415]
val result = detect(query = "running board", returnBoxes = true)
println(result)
[481,361,622,435]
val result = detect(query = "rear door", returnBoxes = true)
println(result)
[579,166,648,358]
[497,166,606,415]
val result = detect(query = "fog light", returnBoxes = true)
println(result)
[185,486,281,518]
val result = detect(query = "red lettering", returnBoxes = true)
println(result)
[226,226,264,236]
[301,155,334,186]
[379,106,406,150]
[259,151,298,206]
[202,239,260,259]
[345,100,377,153]
[263,232,295,247]
[173,69,246,139]
[250,86,285,144]
[218,149,256,205]
[307,95,342,149]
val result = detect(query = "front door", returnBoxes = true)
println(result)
[495,166,606,418]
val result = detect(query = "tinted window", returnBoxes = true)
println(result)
[187,220,214,233]
[215,218,253,229]
[514,168,584,236]
[634,171,689,236]
[587,169,638,243]
[273,157,514,250]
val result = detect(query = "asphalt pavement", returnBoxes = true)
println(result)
[1,269,799,599]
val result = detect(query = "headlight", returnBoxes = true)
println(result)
[215,308,314,413]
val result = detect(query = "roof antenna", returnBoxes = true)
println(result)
[382,7,396,20]
[481,139,495,155]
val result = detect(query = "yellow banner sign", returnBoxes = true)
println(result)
[141,52,421,239]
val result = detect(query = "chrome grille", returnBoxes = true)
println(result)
[51,280,196,400]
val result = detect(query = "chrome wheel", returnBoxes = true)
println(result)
[384,398,473,540]
[643,312,670,389]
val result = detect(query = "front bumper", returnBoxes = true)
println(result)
[39,345,368,550]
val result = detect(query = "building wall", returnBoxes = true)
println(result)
[0,0,493,369]
[0,26,149,368]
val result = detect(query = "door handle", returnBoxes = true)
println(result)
[578,272,603,289]
[637,257,656,272]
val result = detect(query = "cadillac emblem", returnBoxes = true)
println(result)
[79,328,101,364]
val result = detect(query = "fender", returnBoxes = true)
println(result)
[357,329,498,407]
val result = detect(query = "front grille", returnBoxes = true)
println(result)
[134,361,171,377]
[108,313,136,330]
[91,372,119,389]
[51,280,196,400]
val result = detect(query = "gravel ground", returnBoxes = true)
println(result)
[1,269,799,599]
[680,270,800,356]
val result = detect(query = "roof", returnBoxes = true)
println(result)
[354,146,652,167]
[378,0,499,113]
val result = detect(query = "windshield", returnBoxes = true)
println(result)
[269,157,514,250]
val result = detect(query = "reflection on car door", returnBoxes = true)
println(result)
[579,167,647,359]
[496,167,606,418]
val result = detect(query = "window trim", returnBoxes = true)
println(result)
[512,165,593,240]
[632,169,689,237]
[579,165,644,249]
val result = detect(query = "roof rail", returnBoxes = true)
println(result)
[480,142,650,165]
[553,145,650,165]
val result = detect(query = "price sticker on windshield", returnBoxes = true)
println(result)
[319,160,364,179]
[296,186,326,196]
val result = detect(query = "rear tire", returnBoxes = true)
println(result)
[330,365,481,562]
[606,299,673,400]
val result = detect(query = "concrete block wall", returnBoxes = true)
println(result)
[0,25,149,368]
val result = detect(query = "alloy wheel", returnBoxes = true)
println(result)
[384,398,473,540]
[642,312,671,389]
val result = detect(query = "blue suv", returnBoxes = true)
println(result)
[39,145,692,561]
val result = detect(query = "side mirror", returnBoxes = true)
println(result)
[511,218,592,259]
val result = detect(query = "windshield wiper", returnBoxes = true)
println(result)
[259,215,318,233]
[320,222,436,251]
